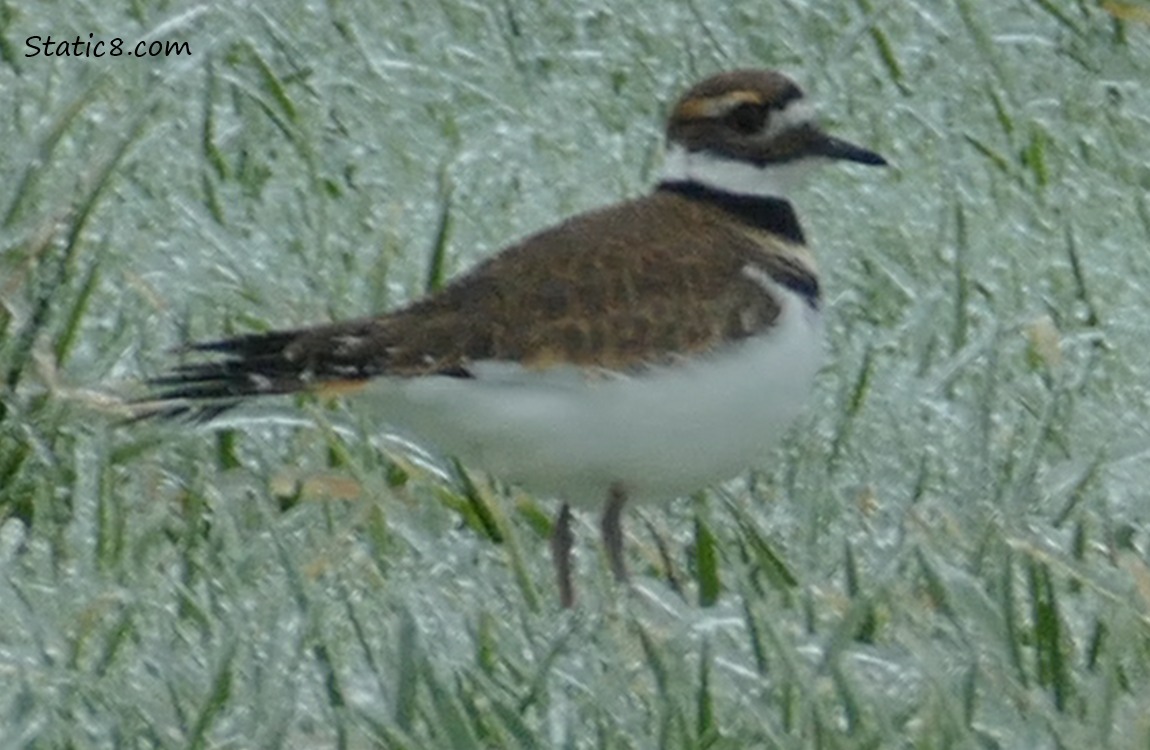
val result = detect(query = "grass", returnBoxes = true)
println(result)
[3,0,1150,746]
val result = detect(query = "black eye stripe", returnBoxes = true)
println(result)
[726,102,769,134]
[722,84,804,134]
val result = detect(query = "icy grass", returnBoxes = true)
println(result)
[3,0,1150,746]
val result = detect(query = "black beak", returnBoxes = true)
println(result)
[811,133,887,166]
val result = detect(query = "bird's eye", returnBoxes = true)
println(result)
[726,102,768,135]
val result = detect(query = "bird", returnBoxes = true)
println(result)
[139,69,887,607]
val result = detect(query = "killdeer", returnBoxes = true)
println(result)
[141,69,886,607]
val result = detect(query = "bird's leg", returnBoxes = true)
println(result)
[551,503,575,608]
[601,482,629,583]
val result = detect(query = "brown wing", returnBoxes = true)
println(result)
[143,189,797,420]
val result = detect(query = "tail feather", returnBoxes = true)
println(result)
[136,328,328,422]
[134,306,474,423]
[128,401,239,424]
[180,329,304,358]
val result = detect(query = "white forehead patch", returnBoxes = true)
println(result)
[763,99,815,139]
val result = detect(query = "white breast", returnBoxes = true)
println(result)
[354,283,823,507]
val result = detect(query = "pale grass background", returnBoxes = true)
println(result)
[2,0,1150,746]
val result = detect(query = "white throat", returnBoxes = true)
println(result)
[658,144,815,202]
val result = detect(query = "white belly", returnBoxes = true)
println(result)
[354,288,823,507]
